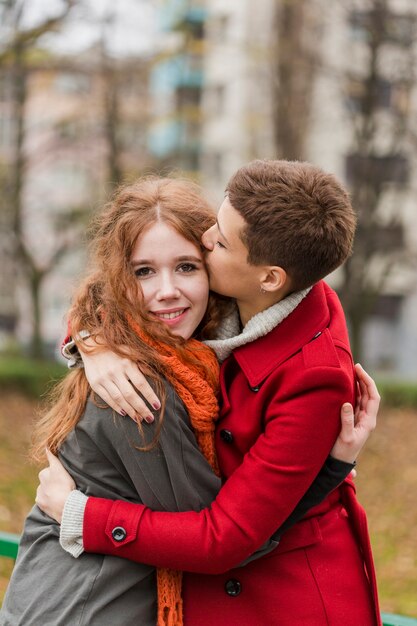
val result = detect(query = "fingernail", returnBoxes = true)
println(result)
[152,402,161,410]
[342,403,351,413]
[144,414,154,424]
[120,410,127,417]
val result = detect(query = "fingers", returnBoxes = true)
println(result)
[38,467,49,483]
[88,382,120,414]
[354,380,362,421]
[339,403,355,443]
[45,448,60,466]
[354,364,380,430]
[355,367,369,408]
[355,364,380,402]
[82,350,161,423]
[113,368,160,423]
[126,364,161,412]
[96,379,155,424]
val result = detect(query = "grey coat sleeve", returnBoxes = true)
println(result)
[59,382,222,514]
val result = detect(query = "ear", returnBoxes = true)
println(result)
[260,266,289,293]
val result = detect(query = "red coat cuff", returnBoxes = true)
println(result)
[83,497,146,554]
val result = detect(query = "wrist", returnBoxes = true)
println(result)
[60,490,88,558]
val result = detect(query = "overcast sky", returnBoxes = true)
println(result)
[19,0,158,57]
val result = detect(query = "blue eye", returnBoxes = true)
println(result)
[134,267,152,277]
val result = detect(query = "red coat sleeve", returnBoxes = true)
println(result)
[83,359,353,573]
[60,320,72,357]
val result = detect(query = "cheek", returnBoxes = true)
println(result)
[193,275,210,311]
[138,282,153,308]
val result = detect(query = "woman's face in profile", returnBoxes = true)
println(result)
[130,221,209,340]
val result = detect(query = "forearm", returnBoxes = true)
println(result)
[273,454,354,538]
[80,371,350,573]
[82,457,354,573]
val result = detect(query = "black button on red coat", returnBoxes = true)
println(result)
[220,429,234,443]
[112,526,127,542]
[225,579,241,596]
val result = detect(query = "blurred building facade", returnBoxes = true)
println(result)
[200,0,417,378]
[1,0,416,377]
[149,0,207,176]
[0,48,151,355]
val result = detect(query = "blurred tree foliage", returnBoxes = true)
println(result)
[0,1,154,358]
[0,0,78,358]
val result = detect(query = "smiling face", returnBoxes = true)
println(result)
[131,221,209,340]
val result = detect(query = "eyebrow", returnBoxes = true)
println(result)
[216,218,230,244]
[131,255,203,267]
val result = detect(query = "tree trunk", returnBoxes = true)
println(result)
[271,0,320,160]
[348,310,364,364]
[29,270,44,359]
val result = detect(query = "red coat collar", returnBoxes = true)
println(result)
[232,281,331,387]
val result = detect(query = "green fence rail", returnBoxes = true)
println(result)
[0,531,416,624]
[0,531,19,560]
[382,615,417,626]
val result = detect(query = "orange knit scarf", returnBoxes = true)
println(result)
[130,321,220,626]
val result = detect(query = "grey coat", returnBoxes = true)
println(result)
[1,382,221,626]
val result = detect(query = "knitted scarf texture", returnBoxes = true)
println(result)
[130,321,220,626]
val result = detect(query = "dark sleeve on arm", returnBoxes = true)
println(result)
[271,455,355,539]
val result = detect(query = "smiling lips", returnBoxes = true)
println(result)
[151,308,189,324]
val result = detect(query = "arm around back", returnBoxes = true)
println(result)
[83,359,354,574]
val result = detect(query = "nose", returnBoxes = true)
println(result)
[156,272,181,301]
[201,225,215,251]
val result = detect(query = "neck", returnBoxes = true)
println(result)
[237,287,292,327]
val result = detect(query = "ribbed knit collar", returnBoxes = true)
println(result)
[204,287,312,362]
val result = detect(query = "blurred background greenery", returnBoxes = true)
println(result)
[0,0,416,617]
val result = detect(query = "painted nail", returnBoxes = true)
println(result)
[120,409,127,417]
[152,402,161,410]
[145,414,154,423]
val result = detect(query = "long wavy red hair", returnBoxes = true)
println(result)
[32,177,233,462]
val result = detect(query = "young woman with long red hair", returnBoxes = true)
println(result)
[1,175,377,626]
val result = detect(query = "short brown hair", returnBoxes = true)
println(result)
[226,159,356,291]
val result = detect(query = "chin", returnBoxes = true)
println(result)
[211,285,231,298]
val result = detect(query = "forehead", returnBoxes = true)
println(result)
[217,198,247,242]
[131,221,202,259]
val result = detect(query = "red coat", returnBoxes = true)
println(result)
[83,282,381,626]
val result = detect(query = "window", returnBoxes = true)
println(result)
[345,77,410,115]
[0,109,13,148]
[371,294,403,321]
[208,84,225,117]
[349,10,416,47]
[187,19,204,41]
[356,222,404,252]
[54,73,91,95]
[210,14,229,41]
[118,122,145,150]
[176,85,201,109]
[345,153,409,185]
[205,151,223,180]
[55,119,83,141]
[0,73,11,103]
